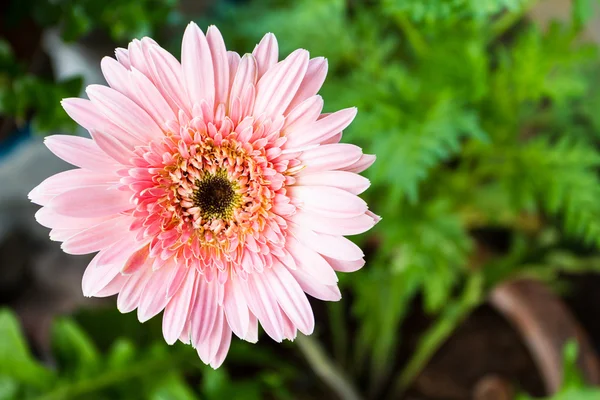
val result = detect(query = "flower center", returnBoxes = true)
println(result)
[193,171,240,221]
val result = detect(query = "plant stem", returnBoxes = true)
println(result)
[488,0,540,43]
[296,334,363,400]
[387,272,483,399]
[33,352,188,400]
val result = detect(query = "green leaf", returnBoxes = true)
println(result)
[0,309,55,389]
[52,318,101,378]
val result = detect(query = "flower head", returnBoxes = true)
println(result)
[29,23,378,368]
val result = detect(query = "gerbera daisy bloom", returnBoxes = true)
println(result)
[29,22,378,368]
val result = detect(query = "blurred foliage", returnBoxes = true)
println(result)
[518,341,600,400]
[0,308,297,400]
[0,39,82,134]
[0,0,181,135]
[3,0,600,398]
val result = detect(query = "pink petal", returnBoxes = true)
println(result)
[61,216,132,255]
[29,169,116,206]
[323,256,365,273]
[182,22,215,110]
[290,185,367,218]
[207,26,229,107]
[209,321,232,369]
[191,278,218,347]
[244,313,259,343]
[242,272,284,342]
[197,309,224,365]
[286,57,328,112]
[227,51,241,92]
[47,185,132,218]
[288,267,342,301]
[297,144,363,174]
[61,98,139,149]
[130,67,176,129]
[117,267,153,313]
[266,262,314,335]
[291,210,376,236]
[252,33,278,79]
[229,54,257,116]
[286,107,357,148]
[254,49,309,117]
[35,207,109,230]
[81,253,122,297]
[223,277,250,339]
[342,154,376,173]
[95,273,129,297]
[286,235,338,285]
[283,95,323,133]
[115,47,131,68]
[44,135,116,171]
[86,84,163,142]
[147,45,191,114]
[290,223,364,261]
[137,264,174,322]
[163,267,196,344]
[90,129,135,165]
[295,170,370,195]
[101,56,135,98]
[121,245,150,275]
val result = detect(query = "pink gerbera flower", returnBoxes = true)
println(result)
[29,23,378,368]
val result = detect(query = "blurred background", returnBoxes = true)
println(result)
[2,0,600,399]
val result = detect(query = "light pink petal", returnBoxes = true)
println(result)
[266,262,314,335]
[254,49,309,117]
[90,129,135,165]
[244,313,259,343]
[191,278,218,347]
[95,273,129,297]
[242,272,284,342]
[44,135,116,170]
[115,47,131,69]
[82,253,122,297]
[130,67,176,129]
[229,54,257,115]
[29,169,116,206]
[61,98,138,149]
[288,267,342,301]
[297,144,362,174]
[182,22,215,110]
[127,39,151,78]
[291,211,376,236]
[62,216,132,255]
[290,223,364,261]
[47,186,132,218]
[295,170,370,195]
[163,267,196,345]
[286,57,328,112]
[286,107,357,148]
[252,33,278,79]
[290,185,367,218]
[86,85,163,142]
[323,256,365,273]
[197,308,225,365]
[209,321,232,369]
[223,276,250,339]
[283,95,323,132]
[147,45,191,114]
[227,51,241,92]
[121,245,150,275]
[117,267,153,313]
[342,154,376,173]
[286,236,338,285]
[101,56,134,98]
[207,26,229,107]
[35,207,109,230]
[137,264,174,322]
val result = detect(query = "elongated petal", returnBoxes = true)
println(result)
[44,135,116,170]
[163,267,196,344]
[182,22,215,109]
[252,33,278,79]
